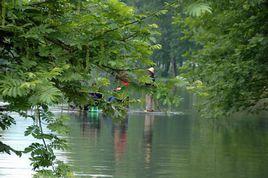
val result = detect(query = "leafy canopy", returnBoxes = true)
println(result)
[175,0,268,117]
[0,0,161,175]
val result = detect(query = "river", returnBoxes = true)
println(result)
[0,109,268,178]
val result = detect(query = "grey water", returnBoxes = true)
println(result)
[0,110,268,178]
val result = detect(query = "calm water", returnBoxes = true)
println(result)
[0,111,268,178]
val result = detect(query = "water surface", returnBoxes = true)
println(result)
[0,112,268,178]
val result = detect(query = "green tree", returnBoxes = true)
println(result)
[175,0,268,117]
[124,0,193,77]
[0,0,158,176]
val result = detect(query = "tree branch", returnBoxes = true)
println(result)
[45,37,74,52]
[91,1,177,41]
[29,0,54,6]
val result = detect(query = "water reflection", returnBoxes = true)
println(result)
[66,112,268,178]
[1,112,268,178]
[80,112,101,139]
[143,114,154,166]
[113,118,128,162]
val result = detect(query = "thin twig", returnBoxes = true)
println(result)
[36,106,55,172]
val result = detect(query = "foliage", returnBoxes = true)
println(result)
[23,106,71,176]
[0,112,22,156]
[33,160,74,178]
[175,0,268,117]
[154,77,184,111]
[123,0,193,77]
[185,2,212,17]
[0,0,158,175]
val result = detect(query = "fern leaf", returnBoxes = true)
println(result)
[29,85,63,105]
[0,77,26,97]
[186,3,212,17]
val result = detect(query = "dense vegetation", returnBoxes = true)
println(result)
[0,0,267,176]
[125,0,267,117]
[0,0,161,176]
[174,0,268,117]
[124,0,192,77]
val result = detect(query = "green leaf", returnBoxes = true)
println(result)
[0,113,15,130]
[185,3,212,17]
[0,141,22,156]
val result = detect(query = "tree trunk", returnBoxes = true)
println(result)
[163,60,170,77]
[172,58,178,76]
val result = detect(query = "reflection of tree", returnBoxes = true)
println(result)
[143,114,155,165]
[190,114,268,178]
[79,112,101,141]
[67,112,268,178]
[113,119,128,162]
[67,113,115,176]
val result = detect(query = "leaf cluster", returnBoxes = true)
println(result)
[0,0,159,175]
[176,0,268,117]
[23,107,69,174]
[0,112,22,156]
